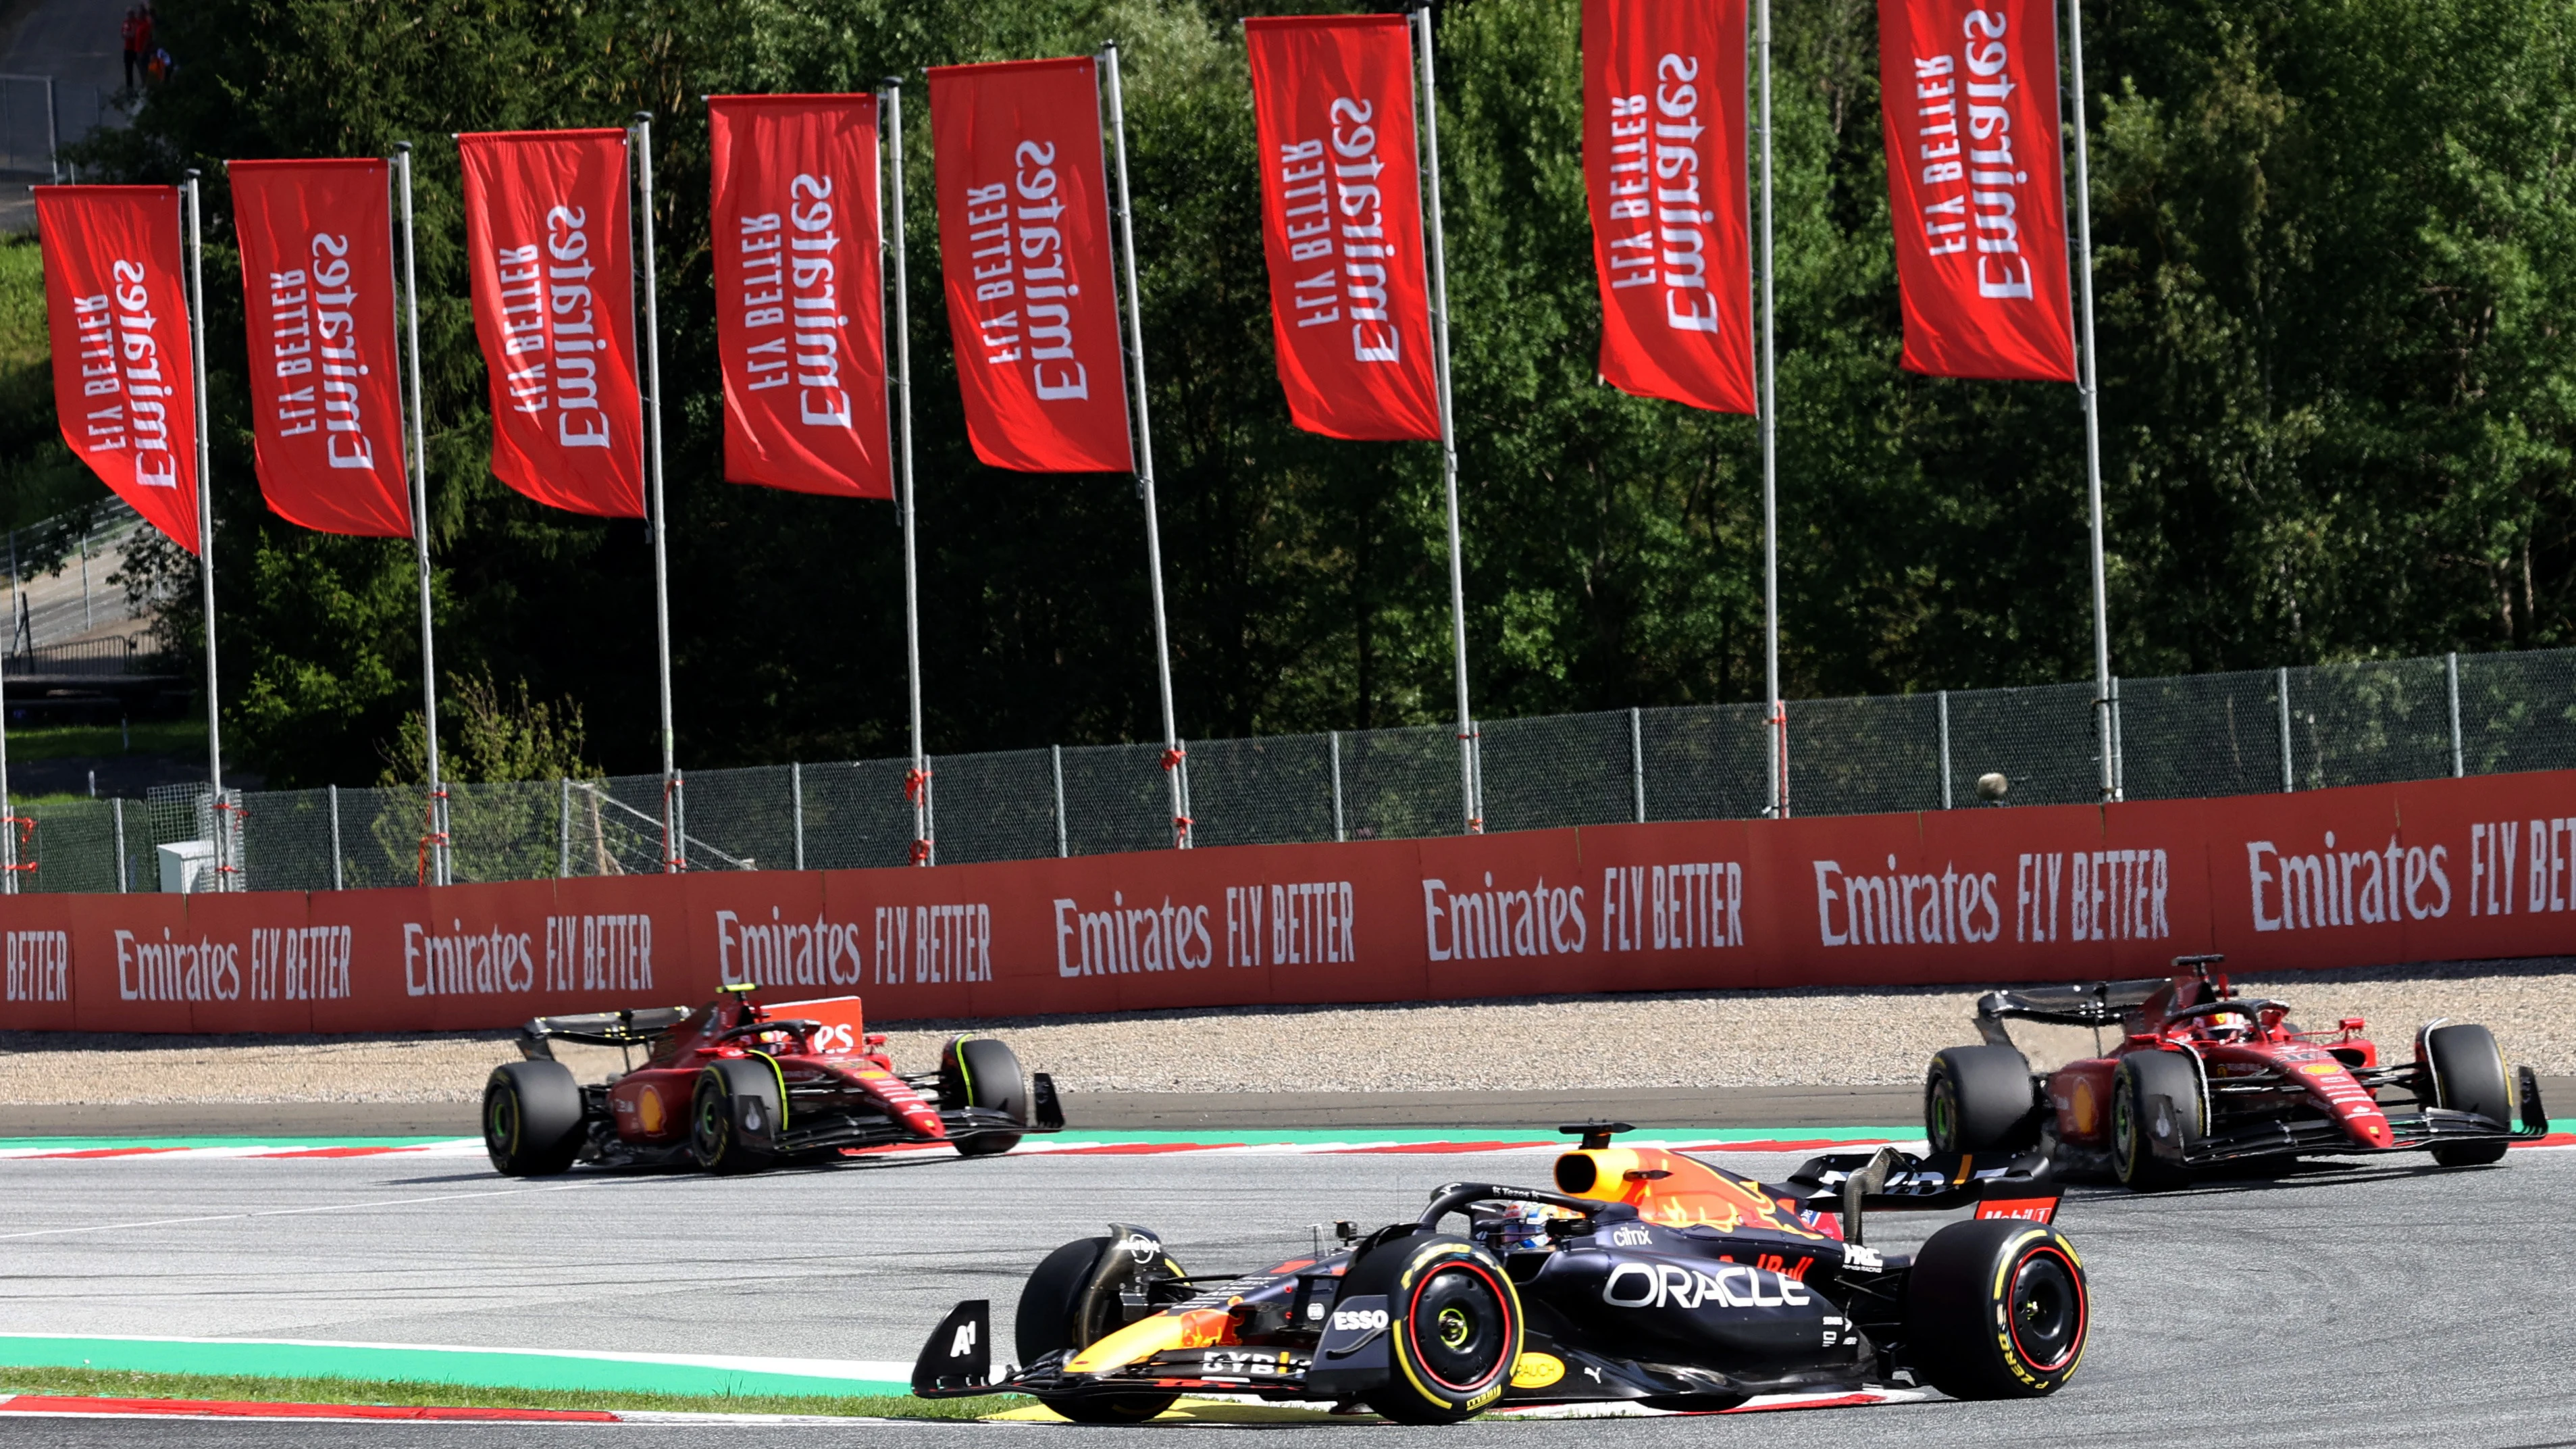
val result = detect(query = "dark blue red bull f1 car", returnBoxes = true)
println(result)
[914,1124,2087,1423]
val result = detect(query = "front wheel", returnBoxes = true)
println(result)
[2111,1052,2200,1191]
[1904,1218,2089,1398]
[1016,1234,1183,1424]
[690,1059,782,1174]
[942,1036,1031,1157]
[1341,1232,1522,1425]
[2423,1023,2514,1167]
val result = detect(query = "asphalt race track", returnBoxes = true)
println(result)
[1,1143,2572,1447]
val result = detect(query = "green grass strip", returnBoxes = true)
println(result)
[0,1365,1009,1419]
[0,1337,906,1400]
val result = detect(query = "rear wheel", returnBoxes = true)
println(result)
[942,1036,1031,1157]
[1904,1218,2088,1398]
[483,1060,585,1177]
[1016,1234,1182,1424]
[1926,1044,2042,1154]
[690,1058,782,1175]
[1341,1231,1522,1424]
[2424,1023,2513,1167]
[2111,1052,2200,1191]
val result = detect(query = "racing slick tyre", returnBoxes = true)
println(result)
[1015,1234,1185,1424]
[2111,1051,2202,1191]
[1903,1218,2088,1399]
[1339,1231,1523,1425]
[483,1060,585,1177]
[2423,1022,2514,1167]
[941,1036,1031,1157]
[690,1057,783,1175]
[1926,1045,2043,1154]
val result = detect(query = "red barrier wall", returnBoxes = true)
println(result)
[5,769,2572,1034]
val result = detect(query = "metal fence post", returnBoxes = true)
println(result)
[557,778,572,878]
[1052,746,1068,859]
[112,797,126,892]
[2278,666,2295,792]
[2109,676,2123,800]
[328,784,342,892]
[1938,690,1952,809]
[2447,651,2464,778]
[1329,731,1346,843]
[1630,708,1645,823]
[1466,721,1486,836]
[792,761,806,871]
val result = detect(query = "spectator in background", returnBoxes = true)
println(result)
[120,7,145,89]
[146,45,172,85]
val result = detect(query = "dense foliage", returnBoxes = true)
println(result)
[5,0,2569,786]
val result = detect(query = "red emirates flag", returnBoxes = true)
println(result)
[457,129,646,516]
[229,159,414,537]
[33,186,202,553]
[1245,15,1440,442]
[709,95,892,499]
[1584,0,1755,414]
[926,57,1134,474]
[1876,0,2076,382]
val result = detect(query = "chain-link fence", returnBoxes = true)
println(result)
[14,645,2576,894]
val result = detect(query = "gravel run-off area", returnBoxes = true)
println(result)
[1,959,2569,1104]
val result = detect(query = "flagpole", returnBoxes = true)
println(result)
[881,80,933,865]
[394,143,447,886]
[1411,3,1478,835]
[1100,40,1190,850]
[182,170,228,889]
[2064,0,2114,803]
[1757,0,1784,819]
[629,113,682,868]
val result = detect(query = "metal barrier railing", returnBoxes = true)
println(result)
[12,644,2576,892]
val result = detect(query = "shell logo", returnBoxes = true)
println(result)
[2070,1077,2099,1136]
[1510,1352,1565,1389]
[637,1088,666,1136]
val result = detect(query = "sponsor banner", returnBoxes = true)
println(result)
[456,129,645,517]
[6,770,2574,1034]
[1244,15,1442,441]
[707,95,893,499]
[1,892,77,1032]
[33,186,202,553]
[1874,0,2075,382]
[925,57,1134,474]
[1582,0,1756,413]
[228,159,415,537]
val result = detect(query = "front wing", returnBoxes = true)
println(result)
[910,1299,1876,1408]
[2159,1065,2549,1169]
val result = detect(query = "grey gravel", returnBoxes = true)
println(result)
[2,957,2567,1102]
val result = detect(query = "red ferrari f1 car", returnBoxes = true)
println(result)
[1925,955,2548,1189]
[482,983,1062,1175]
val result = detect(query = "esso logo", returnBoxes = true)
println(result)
[1331,1308,1389,1333]
[811,1023,859,1054]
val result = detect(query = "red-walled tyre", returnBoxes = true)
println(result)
[1339,1232,1522,1424]
[1904,1218,2088,1399]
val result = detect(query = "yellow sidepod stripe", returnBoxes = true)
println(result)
[1063,1308,1231,1375]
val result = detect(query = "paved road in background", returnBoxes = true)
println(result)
[1,1141,2571,1447]
[0,0,130,231]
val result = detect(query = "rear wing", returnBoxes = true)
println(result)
[517,1006,692,1059]
[1974,978,2168,1038]
[1784,1146,2064,1245]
